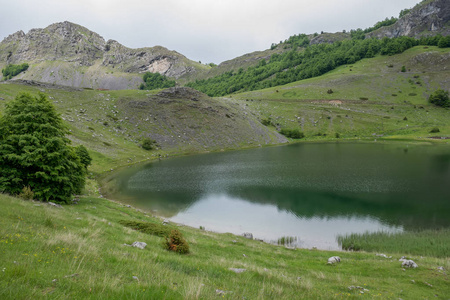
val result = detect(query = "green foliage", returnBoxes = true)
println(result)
[428,89,449,108]
[118,220,172,237]
[438,36,450,48]
[399,8,411,18]
[0,93,85,203]
[429,127,440,133]
[139,72,176,90]
[261,118,273,126]
[75,145,92,169]
[401,66,406,72]
[141,137,156,150]
[2,63,29,80]
[279,129,305,139]
[19,186,34,200]
[186,36,434,97]
[337,229,450,258]
[163,229,190,254]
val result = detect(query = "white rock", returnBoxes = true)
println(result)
[401,260,418,268]
[131,241,147,250]
[327,256,341,264]
[376,253,392,259]
[229,268,246,273]
[242,232,253,239]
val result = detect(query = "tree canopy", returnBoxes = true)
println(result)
[0,93,86,203]
[139,72,176,90]
[428,89,449,108]
[2,63,29,80]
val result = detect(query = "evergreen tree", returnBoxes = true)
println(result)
[0,93,85,203]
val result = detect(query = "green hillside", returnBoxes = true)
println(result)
[233,46,450,140]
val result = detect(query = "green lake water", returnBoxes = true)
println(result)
[110,142,450,250]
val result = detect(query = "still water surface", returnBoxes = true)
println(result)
[111,142,450,250]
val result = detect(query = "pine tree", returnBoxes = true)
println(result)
[0,93,85,203]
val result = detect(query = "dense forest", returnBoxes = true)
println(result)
[186,35,448,97]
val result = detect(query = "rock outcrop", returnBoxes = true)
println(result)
[0,21,203,89]
[367,0,450,39]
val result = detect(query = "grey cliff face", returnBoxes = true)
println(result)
[367,0,450,39]
[0,21,199,89]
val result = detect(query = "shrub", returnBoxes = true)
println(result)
[279,129,305,139]
[75,145,92,169]
[140,72,176,90]
[327,89,333,94]
[119,220,172,237]
[261,118,273,126]
[0,93,85,203]
[430,127,440,133]
[428,89,449,108]
[163,229,190,254]
[403,116,408,121]
[2,63,29,80]
[335,133,340,138]
[141,138,156,150]
[19,186,34,200]
[401,66,406,72]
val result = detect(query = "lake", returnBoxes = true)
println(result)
[109,142,450,250]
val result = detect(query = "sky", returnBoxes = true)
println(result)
[0,0,421,64]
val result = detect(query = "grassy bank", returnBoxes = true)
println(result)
[337,230,450,258]
[1,193,449,299]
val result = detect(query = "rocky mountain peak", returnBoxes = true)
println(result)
[367,0,450,38]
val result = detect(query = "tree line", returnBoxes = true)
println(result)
[186,35,449,97]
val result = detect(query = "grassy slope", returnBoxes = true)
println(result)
[234,46,450,140]
[1,193,449,299]
[0,82,284,174]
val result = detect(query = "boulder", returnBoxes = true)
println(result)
[401,260,418,268]
[327,256,341,264]
[131,241,147,250]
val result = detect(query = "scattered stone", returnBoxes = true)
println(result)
[131,241,147,249]
[229,268,246,273]
[437,266,444,271]
[425,282,433,287]
[76,218,82,220]
[242,232,253,239]
[232,240,237,243]
[125,205,131,208]
[52,279,57,283]
[401,260,418,268]
[348,286,369,292]
[162,219,170,225]
[216,289,232,295]
[48,202,63,208]
[376,253,392,259]
[327,256,341,264]
[297,277,302,280]
[108,222,112,226]
[132,276,139,281]
[64,273,79,278]
[243,254,247,258]
[411,280,415,283]
[399,256,407,262]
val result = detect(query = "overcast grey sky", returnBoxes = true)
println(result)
[0,0,421,64]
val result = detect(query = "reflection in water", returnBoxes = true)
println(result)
[110,142,450,249]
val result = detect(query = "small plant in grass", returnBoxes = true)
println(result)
[19,186,34,200]
[401,66,406,72]
[44,217,54,228]
[279,129,305,139]
[119,220,172,237]
[403,116,408,121]
[335,133,340,138]
[430,127,440,133]
[163,229,190,254]
[327,89,333,94]
[359,97,368,100]
[141,138,157,150]
[261,118,273,126]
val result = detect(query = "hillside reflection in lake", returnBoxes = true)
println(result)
[110,142,450,250]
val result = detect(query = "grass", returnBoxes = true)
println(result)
[1,193,449,299]
[337,230,450,258]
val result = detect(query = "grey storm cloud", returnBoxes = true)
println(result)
[0,0,421,64]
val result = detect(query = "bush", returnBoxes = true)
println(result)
[0,93,85,203]
[141,138,156,150]
[19,186,34,200]
[119,220,172,237]
[2,63,29,80]
[163,229,190,254]
[401,66,406,72]
[279,129,305,139]
[75,145,92,169]
[261,118,273,126]
[430,127,440,133]
[140,72,176,90]
[327,89,333,94]
[428,89,449,108]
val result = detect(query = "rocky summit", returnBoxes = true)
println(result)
[0,21,204,89]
